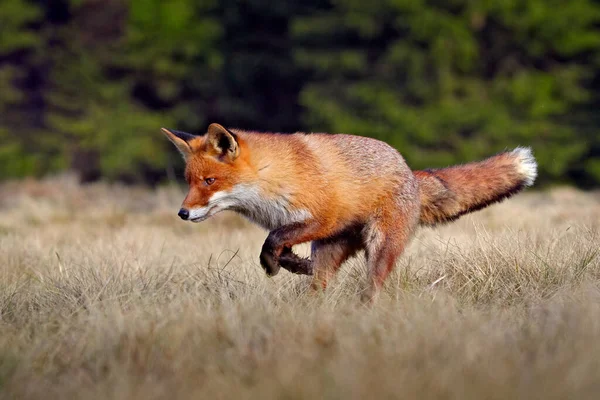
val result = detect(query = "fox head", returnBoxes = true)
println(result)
[161,123,255,222]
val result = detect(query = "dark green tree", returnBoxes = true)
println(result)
[44,0,222,182]
[292,0,600,185]
[0,0,44,178]
[0,0,599,187]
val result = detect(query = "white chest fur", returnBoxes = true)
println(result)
[212,184,312,230]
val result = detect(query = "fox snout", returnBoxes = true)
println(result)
[177,205,214,223]
[178,208,190,220]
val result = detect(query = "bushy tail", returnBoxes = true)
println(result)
[415,147,537,226]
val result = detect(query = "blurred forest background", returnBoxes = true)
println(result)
[1,0,599,187]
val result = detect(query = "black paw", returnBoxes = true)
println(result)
[259,250,281,277]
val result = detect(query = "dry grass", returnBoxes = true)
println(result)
[0,175,599,399]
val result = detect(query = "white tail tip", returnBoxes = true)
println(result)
[511,147,537,187]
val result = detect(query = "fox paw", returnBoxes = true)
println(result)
[259,251,281,277]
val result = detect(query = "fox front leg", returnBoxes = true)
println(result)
[259,238,284,276]
[260,245,313,276]
[279,247,313,275]
[259,223,318,276]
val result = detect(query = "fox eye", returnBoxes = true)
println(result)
[205,177,216,185]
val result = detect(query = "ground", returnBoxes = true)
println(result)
[0,176,599,399]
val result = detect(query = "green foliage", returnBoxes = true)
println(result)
[293,0,600,184]
[0,0,599,186]
[0,0,41,53]
[0,0,44,177]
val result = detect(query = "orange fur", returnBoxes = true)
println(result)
[161,124,537,302]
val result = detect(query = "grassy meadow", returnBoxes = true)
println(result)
[0,176,599,399]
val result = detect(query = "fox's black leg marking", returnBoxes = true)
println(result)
[259,243,280,276]
[260,246,313,276]
[279,247,313,275]
[259,223,319,276]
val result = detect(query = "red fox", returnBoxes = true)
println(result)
[161,123,537,301]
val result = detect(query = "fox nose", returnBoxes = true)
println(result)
[178,208,190,220]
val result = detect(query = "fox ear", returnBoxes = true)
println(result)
[161,128,195,159]
[206,123,239,161]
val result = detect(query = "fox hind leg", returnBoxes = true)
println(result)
[310,234,363,291]
[361,208,419,303]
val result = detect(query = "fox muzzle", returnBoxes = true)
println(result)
[178,208,190,220]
